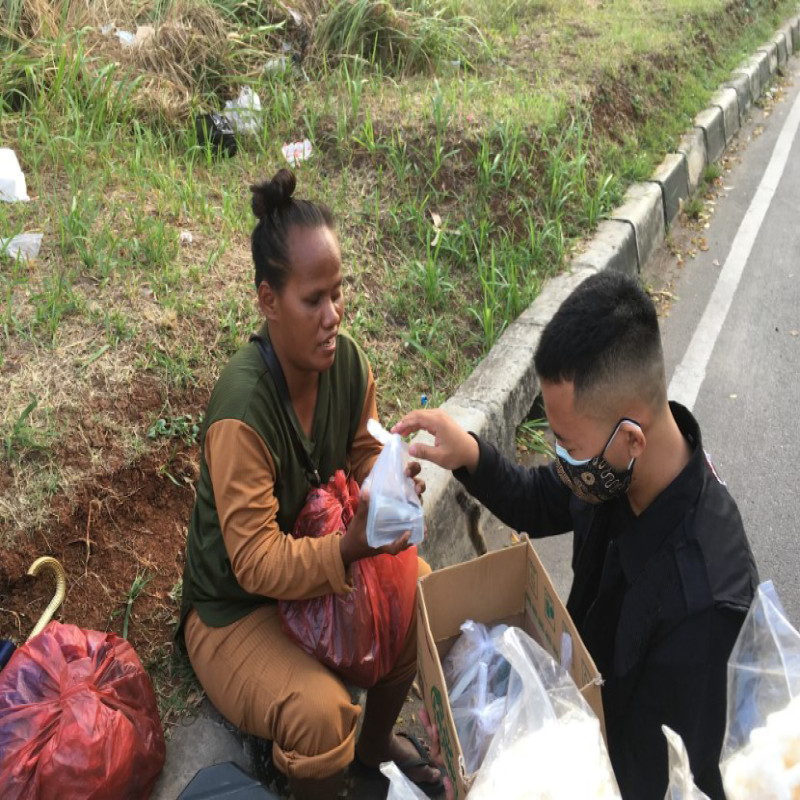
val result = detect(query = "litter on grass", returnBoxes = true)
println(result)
[282,139,313,167]
[0,150,29,202]
[1,234,42,262]
[223,87,262,134]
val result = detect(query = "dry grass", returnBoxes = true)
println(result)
[1,0,298,124]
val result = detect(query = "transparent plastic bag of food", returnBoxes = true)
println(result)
[362,418,424,548]
[443,620,511,774]
[720,581,800,800]
[468,627,620,800]
[662,725,710,800]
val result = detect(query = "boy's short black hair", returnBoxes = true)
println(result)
[534,271,665,411]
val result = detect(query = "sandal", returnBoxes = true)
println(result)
[351,732,446,798]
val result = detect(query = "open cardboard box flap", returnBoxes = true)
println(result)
[417,540,604,799]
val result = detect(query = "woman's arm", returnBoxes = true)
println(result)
[205,418,352,601]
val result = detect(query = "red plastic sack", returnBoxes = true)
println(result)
[0,621,166,800]
[279,471,418,688]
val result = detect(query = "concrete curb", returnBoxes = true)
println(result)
[725,71,752,120]
[677,127,708,194]
[694,106,726,163]
[649,154,690,229]
[418,13,799,570]
[570,219,638,276]
[758,40,779,76]
[611,182,665,271]
[710,87,740,145]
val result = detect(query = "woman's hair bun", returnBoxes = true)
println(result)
[251,169,296,219]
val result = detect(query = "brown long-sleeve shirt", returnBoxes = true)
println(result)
[203,368,381,602]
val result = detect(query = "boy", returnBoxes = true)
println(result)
[394,271,757,799]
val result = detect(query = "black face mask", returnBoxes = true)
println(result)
[554,418,641,504]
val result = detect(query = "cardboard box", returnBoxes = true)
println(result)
[417,540,604,799]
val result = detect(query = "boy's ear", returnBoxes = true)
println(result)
[257,280,279,322]
[626,425,646,459]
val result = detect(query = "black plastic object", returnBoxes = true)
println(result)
[195,113,238,158]
[177,762,279,799]
[0,639,15,671]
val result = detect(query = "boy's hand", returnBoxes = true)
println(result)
[392,409,479,474]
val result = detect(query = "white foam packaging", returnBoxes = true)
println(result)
[0,149,29,202]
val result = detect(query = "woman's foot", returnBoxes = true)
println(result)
[356,732,441,785]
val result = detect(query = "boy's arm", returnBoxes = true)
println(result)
[453,434,574,538]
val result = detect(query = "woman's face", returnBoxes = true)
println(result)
[259,225,344,374]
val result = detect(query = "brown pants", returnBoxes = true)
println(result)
[184,558,430,781]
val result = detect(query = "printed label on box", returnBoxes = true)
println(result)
[544,587,557,632]
[431,685,460,799]
[528,560,539,599]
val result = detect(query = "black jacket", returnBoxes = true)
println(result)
[454,403,758,799]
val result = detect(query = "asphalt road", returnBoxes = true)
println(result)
[659,56,800,628]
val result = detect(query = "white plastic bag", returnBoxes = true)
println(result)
[380,762,429,800]
[443,621,511,774]
[362,419,424,548]
[0,149,29,202]
[1,233,42,261]
[662,725,710,800]
[468,627,620,799]
[720,581,800,799]
[224,87,262,134]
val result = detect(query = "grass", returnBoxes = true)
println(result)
[122,569,154,640]
[1,0,797,706]
[516,417,553,459]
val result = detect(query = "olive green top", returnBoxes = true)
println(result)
[180,326,376,629]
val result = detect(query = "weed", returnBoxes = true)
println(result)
[517,418,553,459]
[704,162,723,182]
[684,194,705,220]
[120,570,154,640]
[148,414,203,445]
[3,399,42,461]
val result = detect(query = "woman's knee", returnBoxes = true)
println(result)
[270,680,360,780]
[274,680,359,757]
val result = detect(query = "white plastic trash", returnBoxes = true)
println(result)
[0,149,29,202]
[116,30,135,47]
[380,762,429,800]
[282,139,313,167]
[224,87,262,135]
[265,56,290,73]
[1,233,43,261]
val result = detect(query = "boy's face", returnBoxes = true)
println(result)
[540,379,639,471]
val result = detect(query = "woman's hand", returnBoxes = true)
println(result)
[339,489,412,567]
[406,459,426,500]
[392,409,479,474]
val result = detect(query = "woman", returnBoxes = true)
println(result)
[179,170,443,799]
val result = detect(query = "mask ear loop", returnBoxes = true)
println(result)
[602,417,642,469]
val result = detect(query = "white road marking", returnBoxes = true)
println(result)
[669,84,800,410]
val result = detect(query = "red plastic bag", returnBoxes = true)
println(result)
[279,471,418,688]
[0,621,166,800]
